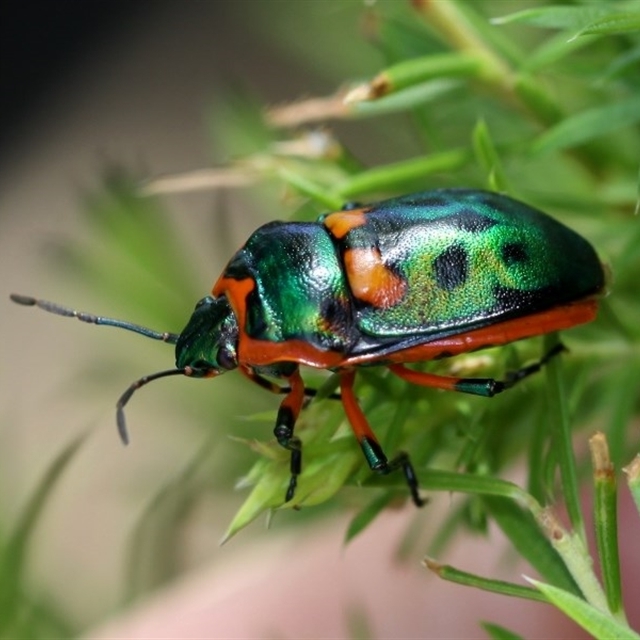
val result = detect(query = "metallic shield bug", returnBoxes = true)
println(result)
[11,189,605,506]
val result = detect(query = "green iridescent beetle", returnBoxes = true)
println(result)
[11,189,605,506]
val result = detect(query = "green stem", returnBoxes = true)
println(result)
[423,556,547,603]
[544,334,585,541]
[589,432,625,619]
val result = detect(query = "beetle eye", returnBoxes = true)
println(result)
[216,347,236,370]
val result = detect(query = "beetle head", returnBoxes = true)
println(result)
[175,295,239,376]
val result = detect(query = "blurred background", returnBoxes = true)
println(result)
[2,1,639,638]
[1,2,440,637]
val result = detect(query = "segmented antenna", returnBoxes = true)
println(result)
[11,293,187,443]
[10,294,180,344]
[116,368,187,444]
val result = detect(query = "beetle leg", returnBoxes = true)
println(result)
[240,365,286,394]
[271,367,306,503]
[340,369,424,507]
[389,342,566,398]
[240,366,341,401]
[501,342,566,388]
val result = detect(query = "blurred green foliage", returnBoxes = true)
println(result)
[4,1,640,637]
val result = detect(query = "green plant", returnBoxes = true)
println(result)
[147,2,640,635]
[6,1,640,637]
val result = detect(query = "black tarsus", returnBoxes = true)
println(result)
[501,341,567,389]
[361,436,425,507]
[273,405,303,502]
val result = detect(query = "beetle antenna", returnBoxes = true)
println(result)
[10,294,180,344]
[116,368,187,444]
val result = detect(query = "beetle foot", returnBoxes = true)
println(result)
[503,341,567,388]
[386,451,425,507]
[365,439,424,507]
[285,474,298,503]
[274,427,302,504]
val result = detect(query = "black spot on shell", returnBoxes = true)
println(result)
[319,297,352,344]
[445,209,498,233]
[433,244,469,291]
[491,285,558,315]
[501,242,528,266]
[246,288,269,338]
[224,250,251,280]
[342,225,377,249]
[404,195,448,208]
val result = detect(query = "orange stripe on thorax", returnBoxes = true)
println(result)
[213,275,346,369]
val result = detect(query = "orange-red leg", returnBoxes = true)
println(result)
[388,342,565,397]
[339,369,424,506]
[241,365,344,503]
[266,367,306,502]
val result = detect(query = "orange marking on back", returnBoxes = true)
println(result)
[214,270,599,372]
[323,209,368,239]
[344,247,406,308]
